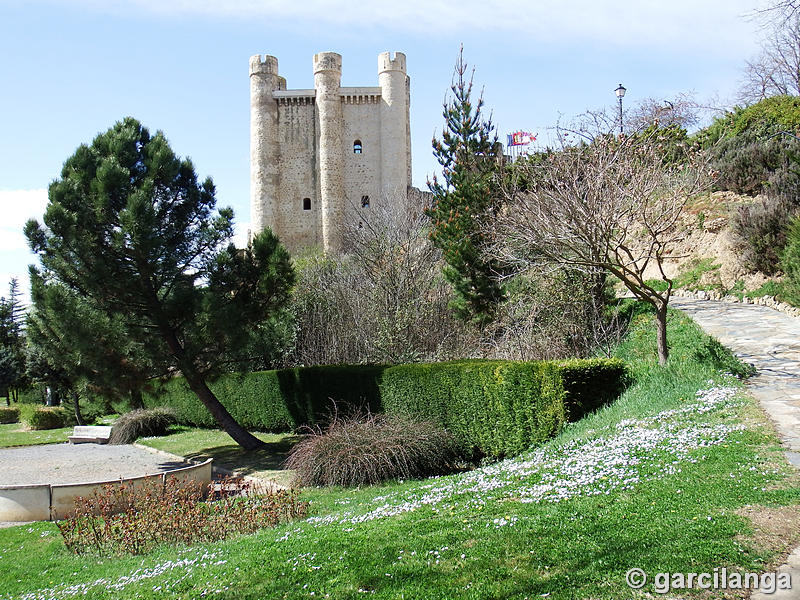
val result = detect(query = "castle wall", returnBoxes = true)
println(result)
[274,94,320,250]
[342,90,382,226]
[378,52,410,199]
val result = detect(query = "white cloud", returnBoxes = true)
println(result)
[0,189,48,253]
[0,189,48,304]
[49,0,762,50]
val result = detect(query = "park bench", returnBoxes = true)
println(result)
[68,425,112,444]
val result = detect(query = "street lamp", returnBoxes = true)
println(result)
[615,83,626,135]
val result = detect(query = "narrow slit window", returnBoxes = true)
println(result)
[361,195,370,208]
[353,140,363,154]
[303,197,311,211]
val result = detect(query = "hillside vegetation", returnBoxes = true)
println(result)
[1,302,798,599]
[639,96,800,307]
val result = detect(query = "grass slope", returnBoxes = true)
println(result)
[1,303,798,599]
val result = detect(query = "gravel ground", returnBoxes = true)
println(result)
[0,443,190,486]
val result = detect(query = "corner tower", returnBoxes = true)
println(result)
[314,52,346,253]
[378,52,411,196]
[249,55,285,236]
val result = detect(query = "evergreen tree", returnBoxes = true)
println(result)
[26,269,159,420]
[25,117,294,449]
[0,278,26,404]
[426,48,505,326]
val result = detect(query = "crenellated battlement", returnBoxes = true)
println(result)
[378,51,406,74]
[313,52,342,74]
[249,54,279,76]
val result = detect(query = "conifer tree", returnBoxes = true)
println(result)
[0,278,26,404]
[427,48,505,326]
[25,117,294,449]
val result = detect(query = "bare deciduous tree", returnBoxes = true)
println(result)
[288,191,468,366]
[489,133,709,365]
[740,14,800,102]
[625,94,700,132]
[557,95,700,146]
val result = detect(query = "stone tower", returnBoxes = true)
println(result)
[249,51,411,254]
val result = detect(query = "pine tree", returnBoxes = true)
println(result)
[25,117,295,449]
[426,48,505,326]
[0,278,26,404]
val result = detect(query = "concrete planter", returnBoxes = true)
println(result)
[0,458,213,522]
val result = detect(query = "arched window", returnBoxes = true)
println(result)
[303,197,311,211]
[361,195,370,208]
[353,140,363,154]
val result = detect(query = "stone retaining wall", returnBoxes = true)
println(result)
[0,458,212,522]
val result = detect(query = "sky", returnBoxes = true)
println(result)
[0,0,771,303]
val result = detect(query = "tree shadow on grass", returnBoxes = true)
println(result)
[181,435,302,479]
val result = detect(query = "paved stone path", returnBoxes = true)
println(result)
[670,298,800,599]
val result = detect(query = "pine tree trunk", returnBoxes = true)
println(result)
[72,392,85,426]
[142,279,266,451]
[182,370,265,450]
[129,388,144,410]
[158,326,265,450]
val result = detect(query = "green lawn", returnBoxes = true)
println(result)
[0,408,116,448]
[0,422,71,447]
[137,428,299,487]
[1,303,798,599]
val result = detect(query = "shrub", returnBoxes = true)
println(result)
[697,96,800,148]
[783,215,800,306]
[697,97,800,196]
[108,407,178,445]
[57,475,308,555]
[27,406,70,430]
[0,406,20,424]
[708,134,787,195]
[285,412,463,487]
[729,197,794,275]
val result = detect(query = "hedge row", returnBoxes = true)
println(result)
[28,406,71,430]
[144,358,628,457]
[0,406,20,424]
[145,364,385,431]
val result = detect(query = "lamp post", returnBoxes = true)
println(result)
[615,83,626,135]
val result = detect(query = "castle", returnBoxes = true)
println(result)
[249,51,411,253]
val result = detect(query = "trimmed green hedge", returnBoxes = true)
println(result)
[378,360,565,457]
[145,365,385,431]
[28,406,70,430]
[145,358,628,458]
[558,358,630,420]
[0,406,20,424]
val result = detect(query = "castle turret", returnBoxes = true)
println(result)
[314,52,345,253]
[249,55,285,238]
[378,52,411,198]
